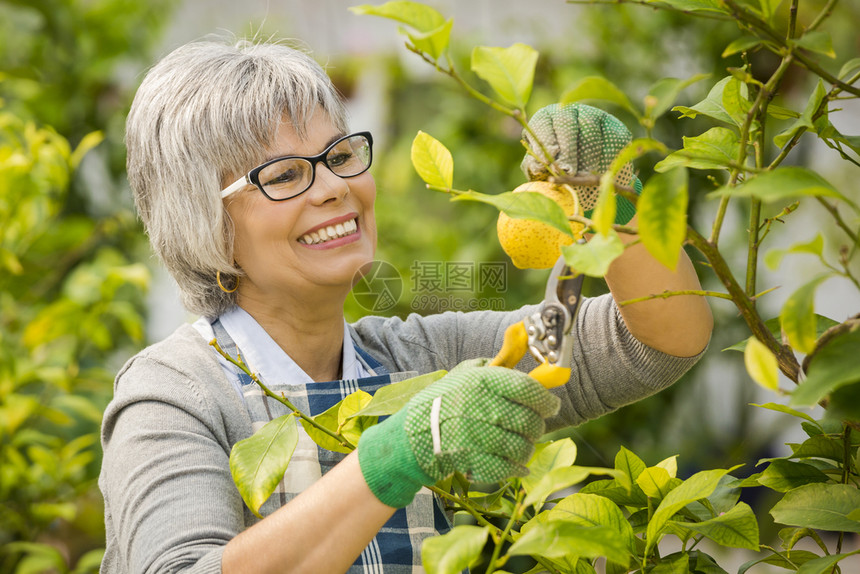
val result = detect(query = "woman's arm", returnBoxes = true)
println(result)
[101,333,394,574]
[604,217,713,358]
[221,452,395,574]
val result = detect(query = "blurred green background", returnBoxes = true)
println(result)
[1,0,857,571]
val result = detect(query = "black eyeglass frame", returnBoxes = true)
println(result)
[220,131,374,202]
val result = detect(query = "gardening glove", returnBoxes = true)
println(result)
[521,102,641,225]
[357,359,561,508]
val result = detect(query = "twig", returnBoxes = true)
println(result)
[686,226,801,381]
[565,0,735,21]
[618,289,734,306]
[209,339,355,450]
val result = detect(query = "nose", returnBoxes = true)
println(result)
[307,162,349,205]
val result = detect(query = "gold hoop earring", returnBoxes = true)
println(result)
[217,271,239,293]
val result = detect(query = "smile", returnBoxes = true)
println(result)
[298,218,358,245]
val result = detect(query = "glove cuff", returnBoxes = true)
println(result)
[357,408,434,508]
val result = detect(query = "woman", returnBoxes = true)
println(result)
[99,39,713,573]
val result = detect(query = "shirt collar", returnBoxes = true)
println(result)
[218,306,364,384]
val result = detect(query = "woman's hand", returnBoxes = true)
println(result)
[357,360,561,508]
[522,103,713,358]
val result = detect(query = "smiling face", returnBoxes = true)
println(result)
[224,109,377,308]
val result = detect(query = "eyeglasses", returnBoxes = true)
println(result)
[220,131,373,201]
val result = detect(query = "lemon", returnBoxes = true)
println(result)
[497,181,585,270]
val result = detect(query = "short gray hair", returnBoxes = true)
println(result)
[126,38,349,318]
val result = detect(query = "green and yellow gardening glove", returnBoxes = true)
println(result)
[357,360,561,508]
[520,102,641,225]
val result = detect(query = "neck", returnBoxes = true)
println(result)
[236,286,348,382]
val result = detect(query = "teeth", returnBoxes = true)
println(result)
[299,218,359,245]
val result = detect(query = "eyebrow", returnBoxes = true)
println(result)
[262,133,346,164]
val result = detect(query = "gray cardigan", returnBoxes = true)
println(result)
[99,295,703,573]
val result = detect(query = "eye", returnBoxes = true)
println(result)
[327,151,354,167]
[263,165,303,187]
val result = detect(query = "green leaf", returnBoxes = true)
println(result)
[421,524,489,574]
[349,1,445,32]
[453,189,572,236]
[350,370,446,417]
[794,31,836,58]
[560,232,625,277]
[301,401,352,453]
[72,548,106,574]
[724,315,838,353]
[757,460,830,492]
[758,0,784,21]
[411,131,453,188]
[649,552,689,573]
[788,434,844,462]
[721,77,750,127]
[774,80,827,148]
[561,76,641,119]
[709,167,843,203]
[796,551,860,574]
[615,445,647,492]
[722,36,764,58]
[230,413,299,518]
[523,466,593,508]
[645,0,730,14]
[336,390,377,446]
[770,483,860,533]
[645,74,710,120]
[768,104,801,120]
[655,128,740,172]
[646,468,732,554]
[401,18,453,60]
[638,167,688,270]
[765,234,824,270]
[790,326,860,407]
[750,402,820,426]
[3,542,67,574]
[542,492,638,554]
[636,466,676,499]
[594,172,617,235]
[672,77,739,126]
[670,503,760,551]
[739,550,821,574]
[744,337,779,391]
[825,381,860,424]
[471,43,538,110]
[595,138,667,236]
[780,274,831,354]
[839,58,860,80]
[523,438,578,492]
[509,522,631,566]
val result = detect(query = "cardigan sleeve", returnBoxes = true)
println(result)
[99,327,252,573]
[350,293,706,431]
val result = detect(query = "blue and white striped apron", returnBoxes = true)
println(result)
[212,320,451,572]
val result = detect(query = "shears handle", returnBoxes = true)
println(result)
[489,322,570,388]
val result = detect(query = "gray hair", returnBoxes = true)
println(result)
[126,39,349,318]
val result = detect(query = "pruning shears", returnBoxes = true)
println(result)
[490,248,585,388]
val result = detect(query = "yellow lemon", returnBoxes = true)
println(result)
[497,181,585,269]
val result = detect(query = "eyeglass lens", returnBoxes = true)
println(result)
[257,134,371,200]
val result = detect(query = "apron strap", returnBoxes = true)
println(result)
[352,343,390,376]
[211,318,255,386]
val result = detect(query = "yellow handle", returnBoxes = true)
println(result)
[489,321,529,368]
[490,322,570,389]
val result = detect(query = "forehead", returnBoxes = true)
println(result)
[268,110,343,158]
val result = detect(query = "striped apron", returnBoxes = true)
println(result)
[212,320,451,573]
